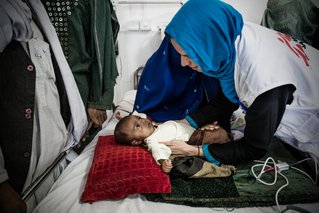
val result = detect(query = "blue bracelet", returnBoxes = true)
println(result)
[202,144,221,166]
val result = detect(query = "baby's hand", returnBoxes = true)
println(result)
[161,159,173,173]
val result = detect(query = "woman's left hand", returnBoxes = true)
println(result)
[160,140,196,156]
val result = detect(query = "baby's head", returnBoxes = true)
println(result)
[114,114,155,146]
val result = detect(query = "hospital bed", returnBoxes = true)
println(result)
[31,90,319,213]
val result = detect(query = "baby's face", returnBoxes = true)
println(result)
[124,115,155,141]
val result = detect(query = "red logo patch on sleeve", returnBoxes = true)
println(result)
[277,32,310,68]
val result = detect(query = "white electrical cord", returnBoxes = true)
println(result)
[251,157,318,213]
[251,157,278,186]
[251,157,288,212]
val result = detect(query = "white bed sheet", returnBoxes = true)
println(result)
[33,90,319,213]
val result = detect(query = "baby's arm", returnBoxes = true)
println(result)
[147,140,172,163]
[158,159,173,173]
[147,140,173,173]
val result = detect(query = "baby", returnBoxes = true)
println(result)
[114,112,232,173]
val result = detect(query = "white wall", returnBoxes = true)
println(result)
[113,0,183,104]
[223,0,267,24]
[113,0,268,104]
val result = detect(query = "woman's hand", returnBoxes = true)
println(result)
[87,108,107,127]
[160,140,197,156]
[200,121,219,131]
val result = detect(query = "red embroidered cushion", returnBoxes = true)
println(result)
[81,135,171,203]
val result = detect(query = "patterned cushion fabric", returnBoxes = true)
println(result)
[81,135,171,203]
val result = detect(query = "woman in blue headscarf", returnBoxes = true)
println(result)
[161,0,319,166]
[134,36,218,123]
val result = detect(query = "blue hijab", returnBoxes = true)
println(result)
[134,36,218,122]
[165,0,243,103]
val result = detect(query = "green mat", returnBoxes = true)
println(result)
[145,137,319,208]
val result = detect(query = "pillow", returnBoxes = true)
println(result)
[81,135,171,203]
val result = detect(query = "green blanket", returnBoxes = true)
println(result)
[145,138,319,208]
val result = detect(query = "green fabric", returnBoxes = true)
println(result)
[145,137,319,208]
[67,0,92,108]
[261,0,319,49]
[88,0,119,110]
[145,176,239,208]
[42,0,119,110]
